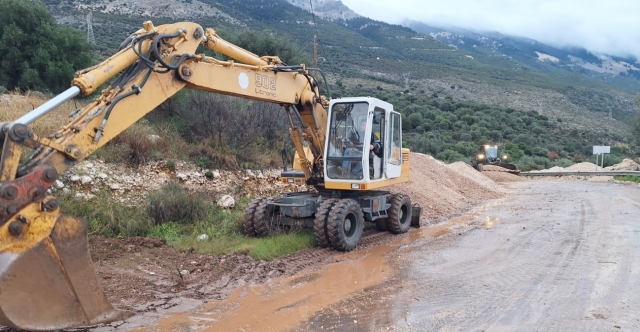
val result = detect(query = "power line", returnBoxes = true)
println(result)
[86,11,96,46]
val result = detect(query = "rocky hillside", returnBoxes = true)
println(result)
[286,0,359,21]
[53,159,308,207]
[41,0,638,144]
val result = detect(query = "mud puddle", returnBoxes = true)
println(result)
[129,203,497,331]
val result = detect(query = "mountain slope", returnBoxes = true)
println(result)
[41,0,639,159]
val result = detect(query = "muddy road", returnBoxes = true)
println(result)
[125,179,640,331]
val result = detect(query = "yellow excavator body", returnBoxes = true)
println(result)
[0,20,412,330]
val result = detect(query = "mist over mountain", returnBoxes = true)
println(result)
[405,21,640,83]
[285,0,640,85]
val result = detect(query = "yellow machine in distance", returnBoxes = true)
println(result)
[471,145,520,174]
[0,21,417,330]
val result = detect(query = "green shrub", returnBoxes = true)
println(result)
[148,222,183,244]
[166,159,176,171]
[589,154,624,167]
[547,158,574,168]
[613,175,640,183]
[146,183,210,225]
[59,192,153,237]
[195,156,213,169]
[437,149,466,163]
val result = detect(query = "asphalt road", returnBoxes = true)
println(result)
[303,180,640,331]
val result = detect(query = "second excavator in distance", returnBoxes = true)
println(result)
[0,20,419,331]
[471,144,520,175]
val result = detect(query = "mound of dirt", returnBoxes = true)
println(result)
[605,158,640,171]
[483,171,524,183]
[565,162,599,171]
[530,158,640,173]
[540,166,566,172]
[388,153,505,220]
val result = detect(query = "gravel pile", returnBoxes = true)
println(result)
[532,158,640,173]
[389,153,505,220]
[565,162,599,171]
[604,158,640,171]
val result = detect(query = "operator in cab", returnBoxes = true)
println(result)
[343,119,383,178]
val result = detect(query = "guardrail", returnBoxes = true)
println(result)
[520,171,640,177]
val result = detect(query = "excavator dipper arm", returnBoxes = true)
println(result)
[0,21,326,330]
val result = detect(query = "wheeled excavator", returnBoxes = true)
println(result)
[472,145,520,175]
[0,21,418,330]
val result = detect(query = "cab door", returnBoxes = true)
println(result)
[385,111,402,178]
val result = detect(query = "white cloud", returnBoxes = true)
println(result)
[341,0,640,59]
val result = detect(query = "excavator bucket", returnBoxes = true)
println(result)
[482,163,521,175]
[0,209,131,331]
[498,162,520,175]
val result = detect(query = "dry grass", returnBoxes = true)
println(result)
[0,90,81,136]
[1,91,282,171]
[1,91,191,166]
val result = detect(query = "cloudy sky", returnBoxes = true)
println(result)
[340,0,640,60]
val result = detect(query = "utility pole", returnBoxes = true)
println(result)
[86,11,96,46]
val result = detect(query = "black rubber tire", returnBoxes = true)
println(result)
[476,163,484,172]
[242,197,265,236]
[327,199,364,252]
[411,214,421,228]
[314,198,339,248]
[386,194,412,234]
[253,197,277,237]
[375,218,387,231]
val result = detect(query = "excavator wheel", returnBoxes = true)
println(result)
[314,198,339,248]
[327,199,364,251]
[0,204,132,331]
[476,163,484,172]
[386,194,412,234]
[252,198,279,237]
[242,197,266,236]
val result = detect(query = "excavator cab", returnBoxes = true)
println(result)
[324,97,404,187]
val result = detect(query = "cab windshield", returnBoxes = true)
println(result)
[485,146,498,160]
[325,102,369,180]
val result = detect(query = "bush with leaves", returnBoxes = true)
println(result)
[0,0,94,93]
[147,183,210,225]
